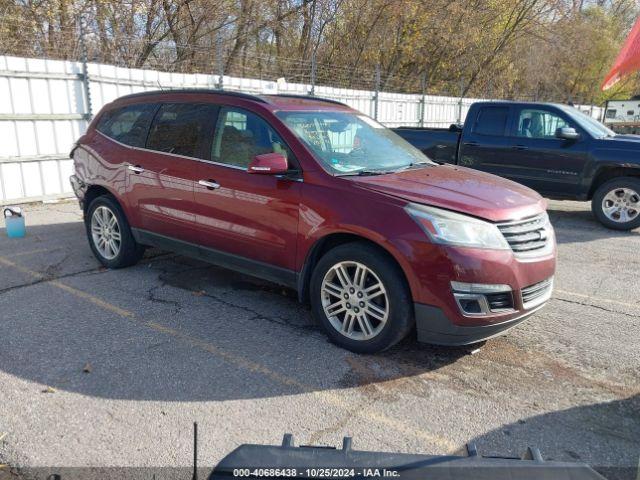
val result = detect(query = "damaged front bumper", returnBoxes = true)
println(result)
[69,174,87,209]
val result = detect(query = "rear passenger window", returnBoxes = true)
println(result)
[472,107,509,136]
[96,103,157,147]
[146,103,217,159]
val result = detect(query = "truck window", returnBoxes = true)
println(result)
[606,109,617,119]
[146,103,217,159]
[515,109,569,139]
[96,103,157,147]
[472,107,508,136]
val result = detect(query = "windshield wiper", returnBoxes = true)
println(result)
[336,169,392,176]
[390,161,433,173]
[406,161,433,169]
[337,162,433,176]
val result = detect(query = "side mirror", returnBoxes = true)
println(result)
[247,153,288,174]
[556,127,580,140]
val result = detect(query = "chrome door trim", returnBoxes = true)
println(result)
[97,130,304,179]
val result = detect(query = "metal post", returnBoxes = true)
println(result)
[309,51,316,96]
[457,78,464,124]
[601,100,608,123]
[373,64,380,120]
[192,422,198,480]
[215,31,224,89]
[78,18,92,119]
[419,72,427,127]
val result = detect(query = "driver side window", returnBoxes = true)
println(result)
[212,107,295,169]
[516,109,570,139]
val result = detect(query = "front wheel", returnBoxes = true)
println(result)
[592,177,640,231]
[310,242,413,353]
[85,194,144,268]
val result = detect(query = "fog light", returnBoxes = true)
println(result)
[451,281,514,316]
[458,298,482,314]
[453,292,490,316]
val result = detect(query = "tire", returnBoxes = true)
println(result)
[310,242,414,353]
[591,177,640,231]
[85,194,144,268]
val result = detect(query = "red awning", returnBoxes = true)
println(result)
[602,16,640,90]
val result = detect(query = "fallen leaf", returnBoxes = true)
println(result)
[83,363,92,373]
[192,290,205,297]
[42,386,56,394]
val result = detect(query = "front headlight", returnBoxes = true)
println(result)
[405,203,510,250]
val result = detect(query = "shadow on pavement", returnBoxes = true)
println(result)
[471,394,640,480]
[0,221,472,403]
[547,206,640,244]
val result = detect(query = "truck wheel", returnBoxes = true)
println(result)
[85,194,144,268]
[310,242,414,353]
[592,177,640,230]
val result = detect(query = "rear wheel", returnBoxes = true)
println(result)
[310,242,413,353]
[85,194,144,268]
[592,177,640,230]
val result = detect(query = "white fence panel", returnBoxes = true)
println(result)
[0,54,604,205]
[0,55,87,204]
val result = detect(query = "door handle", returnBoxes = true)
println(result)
[198,179,220,190]
[462,142,478,147]
[512,145,528,150]
[126,164,145,174]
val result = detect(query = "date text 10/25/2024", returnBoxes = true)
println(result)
[232,468,400,477]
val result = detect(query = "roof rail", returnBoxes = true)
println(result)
[116,88,269,104]
[263,94,348,107]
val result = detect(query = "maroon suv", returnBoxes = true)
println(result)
[70,90,556,353]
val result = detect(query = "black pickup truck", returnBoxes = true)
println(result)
[393,101,640,230]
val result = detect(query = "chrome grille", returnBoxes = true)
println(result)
[521,277,553,309]
[497,214,551,256]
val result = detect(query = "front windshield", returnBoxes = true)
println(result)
[560,105,615,138]
[276,111,434,174]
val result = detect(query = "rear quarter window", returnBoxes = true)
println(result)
[472,106,509,136]
[96,103,157,147]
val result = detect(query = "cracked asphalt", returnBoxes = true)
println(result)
[0,200,638,479]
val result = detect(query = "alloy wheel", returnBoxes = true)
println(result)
[602,187,640,223]
[91,206,122,260]
[320,261,389,341]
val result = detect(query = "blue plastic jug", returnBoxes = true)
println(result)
[4,207,26,238]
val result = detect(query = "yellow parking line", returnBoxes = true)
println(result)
[10,248,60,257]
[0,255,47,279]
[0,254,456,452]
[0,256,134,318]
[50,280,135,318]
[555,288,640,310]
[147,321,455,449]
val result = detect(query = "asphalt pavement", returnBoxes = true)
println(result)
[0,199,638,479]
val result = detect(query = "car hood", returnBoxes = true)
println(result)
[597,135,640,149]
[347,164,546,222]
[609,134,640,141]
